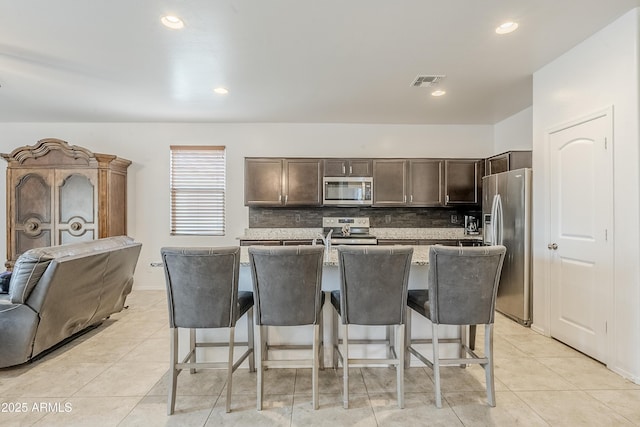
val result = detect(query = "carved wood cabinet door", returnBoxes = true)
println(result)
[12,169,55,256]
[54,169,99,245]
[11,169,99,256]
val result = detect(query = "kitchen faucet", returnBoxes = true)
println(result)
[315,229,333,253]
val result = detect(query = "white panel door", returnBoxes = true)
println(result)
[548,112,612,363]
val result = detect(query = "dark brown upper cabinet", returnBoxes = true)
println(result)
[407,159,443,206]
[244,158,322,206]
[485,151,532,176]
[324,159,372,177]
[373,159,444,207]
[244,158,283,205]
[283,159,323,206]
[444,159,483,205]
[372,159,407,206]
[246,156,483,208]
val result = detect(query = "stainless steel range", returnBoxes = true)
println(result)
[322,217,377,245]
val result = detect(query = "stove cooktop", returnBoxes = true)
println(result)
[322,216,376,244]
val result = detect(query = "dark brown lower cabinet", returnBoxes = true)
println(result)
[281,240,315,245]
[239,240,282,246]
[377,239,419,245]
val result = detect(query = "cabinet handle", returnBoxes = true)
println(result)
[349,165,353,175]
[342,164,346,174]
[445,194,450,204]
[410,195,413,203]
[547,243,558,250]
[404,195,407,203]
[278,194,282,202]
[285,194,288,204]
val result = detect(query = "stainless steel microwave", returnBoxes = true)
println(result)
[323,177,373,206]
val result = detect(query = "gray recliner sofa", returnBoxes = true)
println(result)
[0,236,142,368]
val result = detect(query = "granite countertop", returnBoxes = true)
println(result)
[239,228,323,240]
[372,228,482,240]
[240,245,431,266]
[238,227,482,241]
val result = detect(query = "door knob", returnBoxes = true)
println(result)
[547,243,558,250]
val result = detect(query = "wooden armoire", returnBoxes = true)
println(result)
[2,138,131,268]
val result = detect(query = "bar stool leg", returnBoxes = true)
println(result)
[312,323,320,409]
[432,323,442,408]
[189,328,197,374]
[459,325,467,368]
[404,307,412,368]
[387,325,395,367]
[397,324,405,409]
[332,306,339,369]
[168,328,179,415]
[318,303,325,370]
[256,325,264,411]
[342,323,349,409]
[469,325,477,350]
[247,308,255,373]
[263,326,269,370]
[485,324,496,407]
[226,327,235,413]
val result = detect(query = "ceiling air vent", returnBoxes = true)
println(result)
[411,75,445,87]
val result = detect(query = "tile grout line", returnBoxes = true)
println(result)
[509,390,553,426]
[583,389,640,425]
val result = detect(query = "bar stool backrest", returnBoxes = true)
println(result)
[249,246,324,326]
[337,246,413,325]
[428,245,506,325]
[161,247,241,329]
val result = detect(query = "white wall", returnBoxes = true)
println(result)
[494,107,533,154]
[532,9,640,382]
[0,122,493,288]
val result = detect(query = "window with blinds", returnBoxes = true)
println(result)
[170,146,226,236]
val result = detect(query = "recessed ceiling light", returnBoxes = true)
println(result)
[213,87,229,95]
[495,21,518,34]
[431,90,446,97]
[161,15,184,30]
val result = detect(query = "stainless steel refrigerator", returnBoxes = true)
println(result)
[482,168,532,326]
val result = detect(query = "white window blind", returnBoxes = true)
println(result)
[170,146,226,236]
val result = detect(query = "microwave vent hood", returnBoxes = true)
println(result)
[323,177,373,206]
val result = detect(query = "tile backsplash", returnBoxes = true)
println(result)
[249,206,482,228]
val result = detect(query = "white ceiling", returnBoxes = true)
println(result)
[1,0,638,125]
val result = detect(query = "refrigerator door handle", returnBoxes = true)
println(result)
[490,194,499,245]
[496,194,504,245]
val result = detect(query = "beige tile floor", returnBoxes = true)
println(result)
[1,290,639,427]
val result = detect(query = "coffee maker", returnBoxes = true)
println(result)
[464,215,479,235]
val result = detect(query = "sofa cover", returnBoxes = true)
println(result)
[0,236,142,368]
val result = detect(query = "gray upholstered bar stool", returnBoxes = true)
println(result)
[248,245,325,410]
[161,247,255,415]
[406,245,506,408]
[331,246,413,409]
